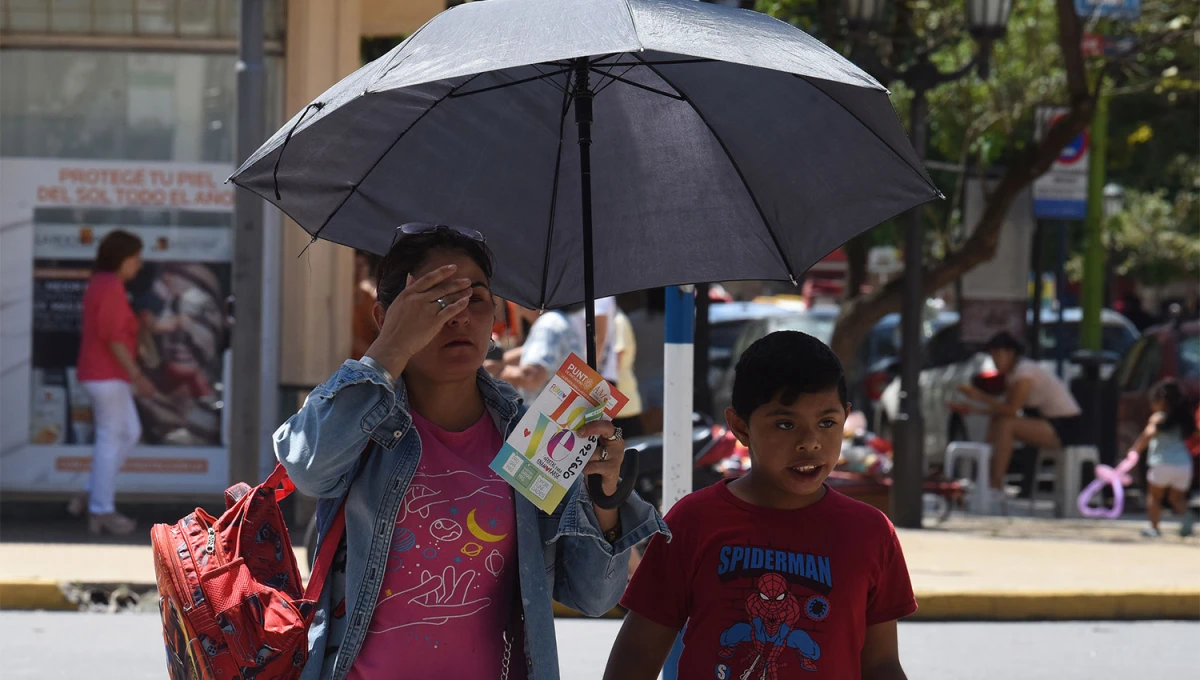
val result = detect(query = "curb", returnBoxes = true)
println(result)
[552,591,1200,622]
[0,579,76,612]
[909,590,1200,621]
[3,582,1197,621]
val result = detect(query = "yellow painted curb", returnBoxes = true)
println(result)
[909,590,1200,621]
[553,591,1200,621]
[0,580,76,611]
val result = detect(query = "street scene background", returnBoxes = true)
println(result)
[1,0,1197,677]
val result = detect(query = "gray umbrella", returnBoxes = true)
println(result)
[231,0,939,507]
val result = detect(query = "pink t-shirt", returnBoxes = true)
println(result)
[348,411,524,680]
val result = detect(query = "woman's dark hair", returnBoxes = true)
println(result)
[1151,379,1198,439]
[984,331,1025,356]
[375,228,494,308]
[94,230,143,273]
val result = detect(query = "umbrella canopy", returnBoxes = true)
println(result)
[231,0,938,312]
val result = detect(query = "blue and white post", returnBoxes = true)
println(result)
[662,285,695,514]
[661,285,695,680]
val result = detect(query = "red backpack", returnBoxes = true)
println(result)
[151,464,345,680]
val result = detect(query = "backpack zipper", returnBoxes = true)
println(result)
[205,527,217,555]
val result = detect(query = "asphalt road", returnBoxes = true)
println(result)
[2,613,1195,679]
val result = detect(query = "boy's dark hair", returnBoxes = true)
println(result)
[984,330,1025,356]
[94,230,143,273]
[732,331,847,419]
[1152,379,1198,439]
[375,228,494,308]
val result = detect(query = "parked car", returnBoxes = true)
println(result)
[711,306,840,416]
[877,307,1141,467]
[1113,319,1200,494]
[853,310,960,430]
[707,301,794,391]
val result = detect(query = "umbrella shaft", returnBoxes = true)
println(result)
[574,59,598,370]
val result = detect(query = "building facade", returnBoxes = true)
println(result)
[0,0,443,498]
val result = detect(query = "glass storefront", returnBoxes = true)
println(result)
[1,0,286,39]
[0,1,284,495]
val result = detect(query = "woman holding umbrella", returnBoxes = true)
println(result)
[275,224,665,680]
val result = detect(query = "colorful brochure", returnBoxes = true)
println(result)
[490,353,628,513]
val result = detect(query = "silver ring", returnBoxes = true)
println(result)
[605,427,623,443]
[435,297,448,310]
[599,449,609,461]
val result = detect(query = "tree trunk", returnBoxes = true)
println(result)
[829,0,1094,368]
[844,235,869,305]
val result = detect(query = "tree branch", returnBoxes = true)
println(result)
[1055,0,1089,102]
[830,0,1099,363]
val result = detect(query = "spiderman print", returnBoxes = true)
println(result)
[719,573,821,678]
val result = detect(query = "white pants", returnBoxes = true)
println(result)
[82,380,142,514]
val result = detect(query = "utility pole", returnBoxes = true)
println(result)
[892,86,928,530]
[229,0,266,485]
[1080,89,1109,352]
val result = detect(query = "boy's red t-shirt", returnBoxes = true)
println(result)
[621,480,917,679]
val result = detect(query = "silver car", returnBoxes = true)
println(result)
[711,306,840,417]
[877,308,1140,467]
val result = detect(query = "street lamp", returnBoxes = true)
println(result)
[1103,182,1125,218]
[840,0,889,32]
[841,0,1013,529]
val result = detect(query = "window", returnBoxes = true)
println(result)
[923,324,970,369]
[1036,321,1137,358]
[1,49,282,163]
[7,0,50,32]
[94,0,135,34]
[1179,335,1199,379]
[1129,339,1162,392]
[49,0,89,33]
[1116,339,1146,392]
[1,0,286,39]
[769,314,836,345]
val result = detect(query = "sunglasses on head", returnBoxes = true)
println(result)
[394,222,486,244]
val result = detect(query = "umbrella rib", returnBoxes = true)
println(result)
[449,67,574,99]
[793,75,941,198]
[309,73,485,243]
[529,63,571,95]
[591,63,638,97]
[631,54,796,279]
[592,57,713,67]
[588,67,684,100]
[537,81,575,309]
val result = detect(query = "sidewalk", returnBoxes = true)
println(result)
[1,512,1197,619]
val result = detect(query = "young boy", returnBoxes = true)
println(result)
[605,331,916,680]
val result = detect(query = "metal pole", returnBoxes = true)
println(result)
[573,59,635,510]
[228,0,266,485]
[1030,220,1045,361]
[1080,91,1109,352]
[892,87,928,529]
[662,285,696,514]
[693,283,713,418]
[573,60,598,369]
[1055,221,1068,378]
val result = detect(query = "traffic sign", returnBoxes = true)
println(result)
[1074,0,1140,20]
[1033,107,1090,220]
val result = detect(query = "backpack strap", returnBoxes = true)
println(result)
[256,462,346,601]
[304,503,346,602]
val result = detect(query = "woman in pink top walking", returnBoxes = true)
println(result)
[72,230,155,536]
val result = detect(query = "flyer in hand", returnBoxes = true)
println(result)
[490,353,628,514]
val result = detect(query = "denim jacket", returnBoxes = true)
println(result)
[274,359,668,680]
